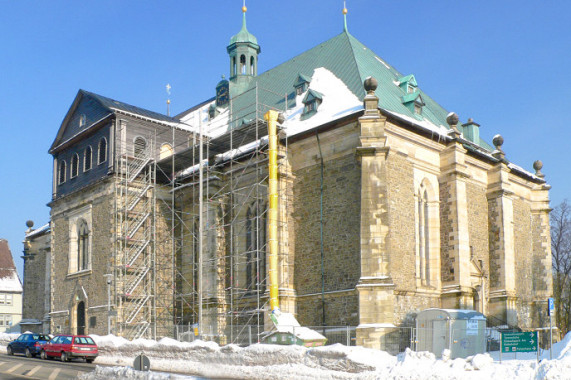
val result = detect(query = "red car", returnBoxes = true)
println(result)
[40,335,98,363]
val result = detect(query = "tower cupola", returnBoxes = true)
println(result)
[227,5,260,86]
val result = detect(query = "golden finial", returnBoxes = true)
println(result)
[242,6,247,13]
[343,0,348,14]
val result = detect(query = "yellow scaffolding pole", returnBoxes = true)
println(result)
[264,110,280,313]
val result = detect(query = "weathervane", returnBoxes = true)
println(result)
[166,83,171,116]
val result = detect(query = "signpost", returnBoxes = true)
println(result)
[500,331,538,362]
[548,297,555,359]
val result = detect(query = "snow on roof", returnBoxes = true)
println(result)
[282,67,363,138]
[25,223,50,239]
[0,240,22,293]
[384,109,450,139]
[179,100,230,139]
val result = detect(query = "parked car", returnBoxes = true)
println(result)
[7,333,51,358]
[40,335,98,363]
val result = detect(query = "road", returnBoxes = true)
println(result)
[0,353,96,380]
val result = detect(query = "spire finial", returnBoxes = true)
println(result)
[241,0,248,31]
[343,1,348,32]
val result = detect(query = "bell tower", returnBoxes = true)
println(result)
[227,4,260,96]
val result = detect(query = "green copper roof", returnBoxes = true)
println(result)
[303,89,323,103]
[229,12,259,47]
[219,31,492,150]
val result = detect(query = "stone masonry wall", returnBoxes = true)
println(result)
[386,152,416,291]
[439,181,454,282]
[50,179,114,335]
[513,198,534,328]
[466,183,490,297]
[292,152,360,325]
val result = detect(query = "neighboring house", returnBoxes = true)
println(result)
[21,221,51,334]
[0,239,23,333]
[46,6,553,348]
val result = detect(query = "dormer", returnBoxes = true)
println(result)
[302,89,323,118]
[397,74,418,94]
[293,74,311,96]
[402,91,425,116]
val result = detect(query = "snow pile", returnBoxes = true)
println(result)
[5,331,571,379]
[78,366,197,379]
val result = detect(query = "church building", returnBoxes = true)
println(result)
[45,5,553,347]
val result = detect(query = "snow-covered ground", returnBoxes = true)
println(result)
[1,332,570,379]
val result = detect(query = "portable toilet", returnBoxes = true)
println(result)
[416,308,486,358]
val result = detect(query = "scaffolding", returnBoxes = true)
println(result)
[113,83,289,343]
[114,133,156,340]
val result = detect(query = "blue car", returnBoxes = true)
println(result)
[7,333,51,358]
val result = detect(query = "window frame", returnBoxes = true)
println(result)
[84,146,92,172]
[98,138,107,165]
[58,160,67,185]
[70,153,79,179]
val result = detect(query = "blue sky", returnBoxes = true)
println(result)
[1,1,569,278]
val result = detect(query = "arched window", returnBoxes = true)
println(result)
[240,55,246,75]
[71,153,79,178]
[98,138,107,165]
[232,57,237,77]
[134,137,147,158]
[77,219,89,271]
[58,160,67,184]
[250,56,255,75]
[84,146,92,172]
[246,202,267,293]
[415,179,440,289]
[160,143,173,160]
[417,189,429,283]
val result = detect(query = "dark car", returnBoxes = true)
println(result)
[7,333,51,358]
[40,334,98,363]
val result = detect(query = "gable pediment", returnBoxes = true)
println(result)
[49,90,113,154]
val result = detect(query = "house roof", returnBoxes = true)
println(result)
[0,240,23,293]
[50,90,181,153]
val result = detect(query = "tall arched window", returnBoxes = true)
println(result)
[77,219,89,271]
[71,153,79,178]
[232,57,237,77]
[134,137,147,158]
[417,189,429,284]
[246,202,267,293]
[240,55,246,75]
[58,160,67,184]
[98,138,107,165]
[250,56,255,75]
[84,146,92,172]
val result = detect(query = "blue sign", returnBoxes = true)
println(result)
[548,298,555,315]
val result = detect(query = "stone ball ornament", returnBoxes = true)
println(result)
[364,76,378,93]
[492,134,504,149]
[533,160,543,172]
[26,220,34,228]
[446,112,459,126]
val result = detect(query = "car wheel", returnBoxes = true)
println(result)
[25,348,32,358]
[6,346,13,356]
[86,358,94,363]
[40,350,47,360]
[61,351,69,362]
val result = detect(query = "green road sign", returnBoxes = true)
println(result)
[501,331,538,353]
